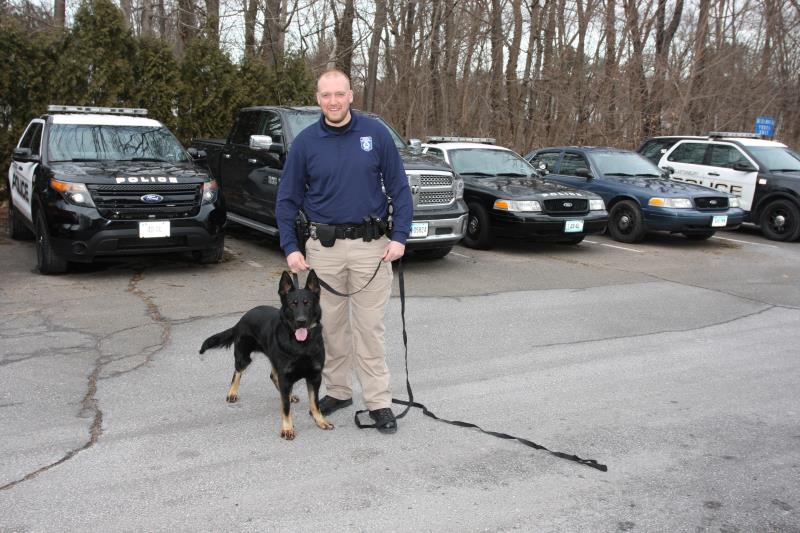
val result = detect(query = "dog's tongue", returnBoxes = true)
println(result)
[295,328,308,342]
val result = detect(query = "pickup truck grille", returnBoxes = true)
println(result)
[88,183,202,220]
[694,197,729,209]
[543,198,589,215]
[407,170,456,208]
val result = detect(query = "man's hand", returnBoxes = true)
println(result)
[382,240,406,262]
[286,251,310,272]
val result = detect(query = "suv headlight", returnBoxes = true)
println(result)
[202,179,219,204]
[494,199,542,212]
[589,199,605,211]
[729,197,740,208]
[648,197,692,208]
[50,178,95,207]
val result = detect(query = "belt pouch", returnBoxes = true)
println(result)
[316,224,337,247]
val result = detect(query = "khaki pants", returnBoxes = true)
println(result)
[305,235,394,410]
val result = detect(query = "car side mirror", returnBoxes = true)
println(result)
[12,147,38,162]
[662,166,675,175]
[576,167,592,178]
[408,138,422,152]
[250,135,284,154]
[187,147,207,160]
[537,162,549,175]
[732,162,756,172]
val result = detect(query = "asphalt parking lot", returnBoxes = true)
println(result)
[1,221,799,532]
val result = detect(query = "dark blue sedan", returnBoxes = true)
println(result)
[524,147,746,242]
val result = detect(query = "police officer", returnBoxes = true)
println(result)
[276,68,413,434]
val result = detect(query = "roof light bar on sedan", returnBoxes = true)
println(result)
[47,105,148,116]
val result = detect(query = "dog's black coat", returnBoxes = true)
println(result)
[199,270,332,439]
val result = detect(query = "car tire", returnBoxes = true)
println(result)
[560,235,585,244]
[759,199,800,242]
[608,200,646,243]
[194,237,225,264]
[35,210,68,274]
[413,246,452,259]
[8,204,34,240]
[462,202,493,249]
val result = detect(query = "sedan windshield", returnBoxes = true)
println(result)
[48,125,189,163]
[747,146,800,172]
[449,148,537,177]
[590,151,663,176]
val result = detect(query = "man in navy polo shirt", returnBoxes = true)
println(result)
[276,68,413,434]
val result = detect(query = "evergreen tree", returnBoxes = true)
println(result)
[132,37,179,130]
[175,37,237,144]
[52,0,134,107]
[266,53,316,106]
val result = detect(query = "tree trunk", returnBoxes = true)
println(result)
[505,0,523,143]
[332,0,356,77]
[365,0,387,111]
[489,0,505,140]
[428,0,443,133]
[262,0,285,68]
[244,0,259,58]
[205,0,220,45]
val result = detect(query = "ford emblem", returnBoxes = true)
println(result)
[710,199,718,205]
[141,194,163,203]
[563,202,573,208]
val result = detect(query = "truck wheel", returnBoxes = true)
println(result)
[462,202,493,249]
[608,200,646,243]
[194,237,225,264]
[413,246,452,259]
[35,211,68,274]
[684,231,715,241]
[8,204,34,240]
[759,199,800,241]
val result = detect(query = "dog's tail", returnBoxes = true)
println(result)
[199,327,236,354]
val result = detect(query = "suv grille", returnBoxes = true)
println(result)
[88,183,202,220]
[543,198,589,215]
[694,197,729,209]
[419,175,453,187]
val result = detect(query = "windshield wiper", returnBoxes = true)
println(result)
[495,172,529,177]
[633,173,662,177]
[604,172,635,177]
[127,157,171,162]
[460,171,493,176]
[770,168,800,172]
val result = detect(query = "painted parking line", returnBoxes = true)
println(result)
[584,239,644,253]
[712,235,778,248]
[449,251,472,259]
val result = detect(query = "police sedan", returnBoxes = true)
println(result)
[525,146,745,243]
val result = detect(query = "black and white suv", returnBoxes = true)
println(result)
[644,133,800,241]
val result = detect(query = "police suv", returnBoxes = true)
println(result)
[650,132,800,241]
[7,106,226,273]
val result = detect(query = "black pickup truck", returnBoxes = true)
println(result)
[191,106,467,258]
[6,105,226,274]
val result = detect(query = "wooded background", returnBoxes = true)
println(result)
[2,0,799,195]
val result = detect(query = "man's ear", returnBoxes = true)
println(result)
[279,271,294,296]
[305,269,321,295]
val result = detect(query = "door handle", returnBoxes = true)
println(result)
[223,153,231,159]
[708,172,720,176]
[248,158,258,165]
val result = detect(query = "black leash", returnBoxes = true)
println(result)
[312,259,608,472]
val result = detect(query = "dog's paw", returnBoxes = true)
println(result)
[280,428,296,440]
[316,420,335,430]
[226,394,238,403]
[289,394,300,403]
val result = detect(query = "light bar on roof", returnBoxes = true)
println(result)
[427,136,496,144]
[47,105,148,116]
[707,131,761,139]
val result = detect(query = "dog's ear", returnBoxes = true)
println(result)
[305,269,321,295]
[279,271,295,296]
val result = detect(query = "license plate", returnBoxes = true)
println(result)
[139,220,170,238]
[711,215,728,227]
[564,219,584,233]
[410,222,429,238]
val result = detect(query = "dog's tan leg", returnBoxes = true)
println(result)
[226,371,242,403]
[271,368,298,402]
[280,410,295,440]
[307,382,334,430]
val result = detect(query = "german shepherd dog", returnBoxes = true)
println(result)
[199,270,333,440]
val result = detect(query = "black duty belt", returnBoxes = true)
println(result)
[314,223,369,240]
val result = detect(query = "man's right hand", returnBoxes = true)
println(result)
[286,251,310,272]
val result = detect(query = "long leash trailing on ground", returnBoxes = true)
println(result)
[297,260,608,472]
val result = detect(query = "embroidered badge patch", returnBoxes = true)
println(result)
[360,136,373,152]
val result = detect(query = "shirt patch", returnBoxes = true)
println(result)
[360,136,373,152]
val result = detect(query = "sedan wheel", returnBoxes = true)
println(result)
[607,200,646,243]
[462,202,493,249]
